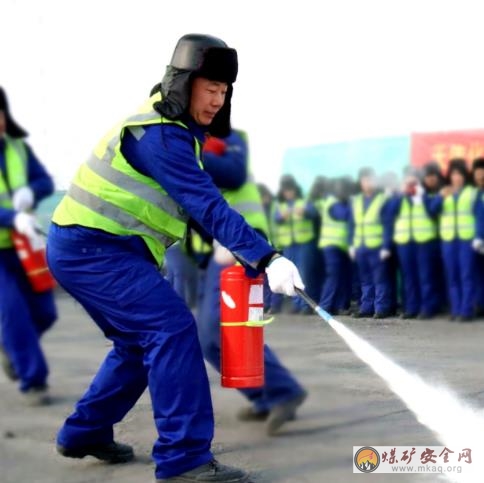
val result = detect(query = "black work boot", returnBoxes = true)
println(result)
[156,460,250,482]
[266,390,308,436]
[56,441,134,463]
[0,344,18,381]
[22,385,50,407]
[236,406,269,422]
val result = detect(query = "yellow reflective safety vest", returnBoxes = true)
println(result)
[0,136,28,248]
[439,186,477,241]
[352,193,385,248]
[274,199,315,248]
[393,197,438,245]
[52,93,201,266]
[318,196,349,250]
[223,179,270,239]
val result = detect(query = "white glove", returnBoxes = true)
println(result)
[379,248,391,261]
[12,186,34,212]
[472,238,484,252]
[265,256,304,296]
[213,245,236,265]
[348,246,357,260]
[13,212,44,249]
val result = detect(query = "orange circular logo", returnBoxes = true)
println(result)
[354,446,380,473]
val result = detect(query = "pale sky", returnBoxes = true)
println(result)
[3,0,484,191]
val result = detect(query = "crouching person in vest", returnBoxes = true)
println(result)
[425,159,478,321]
[0,87,57,406]
[195,129,307,437]
[317,177,352,315]
[46,34,304,483]
[349,167,394,319]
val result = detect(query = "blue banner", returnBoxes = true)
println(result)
[281,136,410,194]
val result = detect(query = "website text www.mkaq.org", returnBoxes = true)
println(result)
[391,464,462,474]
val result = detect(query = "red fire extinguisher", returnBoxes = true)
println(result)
[11,232,57,293]
[220,264,271,388]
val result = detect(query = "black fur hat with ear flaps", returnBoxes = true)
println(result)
[152,34,238,138]
[0,87,28,138]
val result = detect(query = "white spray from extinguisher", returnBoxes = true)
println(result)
[296,289,484,482]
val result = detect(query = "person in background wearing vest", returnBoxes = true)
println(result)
[418,161,447,316]
[256,182,275,311]
[195,129,307,436]
[349,167,394,319]
[471,158,484,316]
[387,169,425,319]
[270,175,319,315]
[317,177,352,315]
[0,87,57,406]
[425,159,477,321]
[46,34,304,483]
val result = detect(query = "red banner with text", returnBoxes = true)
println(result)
[410,129,484,174]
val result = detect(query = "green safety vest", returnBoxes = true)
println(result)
[393,197,438,244]
[318,196,349,250]
[352,193,385,248]
[0,136,28,248]
[52,93,201,266]
[274,199,315,248]
[223,180,269,239]
[439,186,477,241]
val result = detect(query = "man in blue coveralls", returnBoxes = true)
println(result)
[46,34,304,483]
[195,128,307,436]
[0,87,57,406]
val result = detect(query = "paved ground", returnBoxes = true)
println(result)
[1,292,484,483]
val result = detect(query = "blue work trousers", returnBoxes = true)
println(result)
[46,225,213,479]
[396,242,420,316]
[197,256,305,413]
[0,248,56,391]
[441,239,476,318]
[415,240,443,316]
[319,247,351,313]
[355,247,393,315]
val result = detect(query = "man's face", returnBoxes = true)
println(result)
[474,168,484,189]
[450,170,465,189]
[360,175,376,194]
[0,111,6,137]
[189,78,227,126]
[424,174,439,190]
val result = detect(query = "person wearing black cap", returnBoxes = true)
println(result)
[424,159,477,321]
[472,158,484,315]
[0,87,57,405]
[47,34,304,482]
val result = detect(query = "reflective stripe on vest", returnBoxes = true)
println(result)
[223,179,270,239]
[412,200,438,243]
[0,136,28,248]
[274,199,314,247]
[318,196,349,250]
[440,186,476,241]
[352,193,385,248]
[52,93,201,265]
[393,197,411,244]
